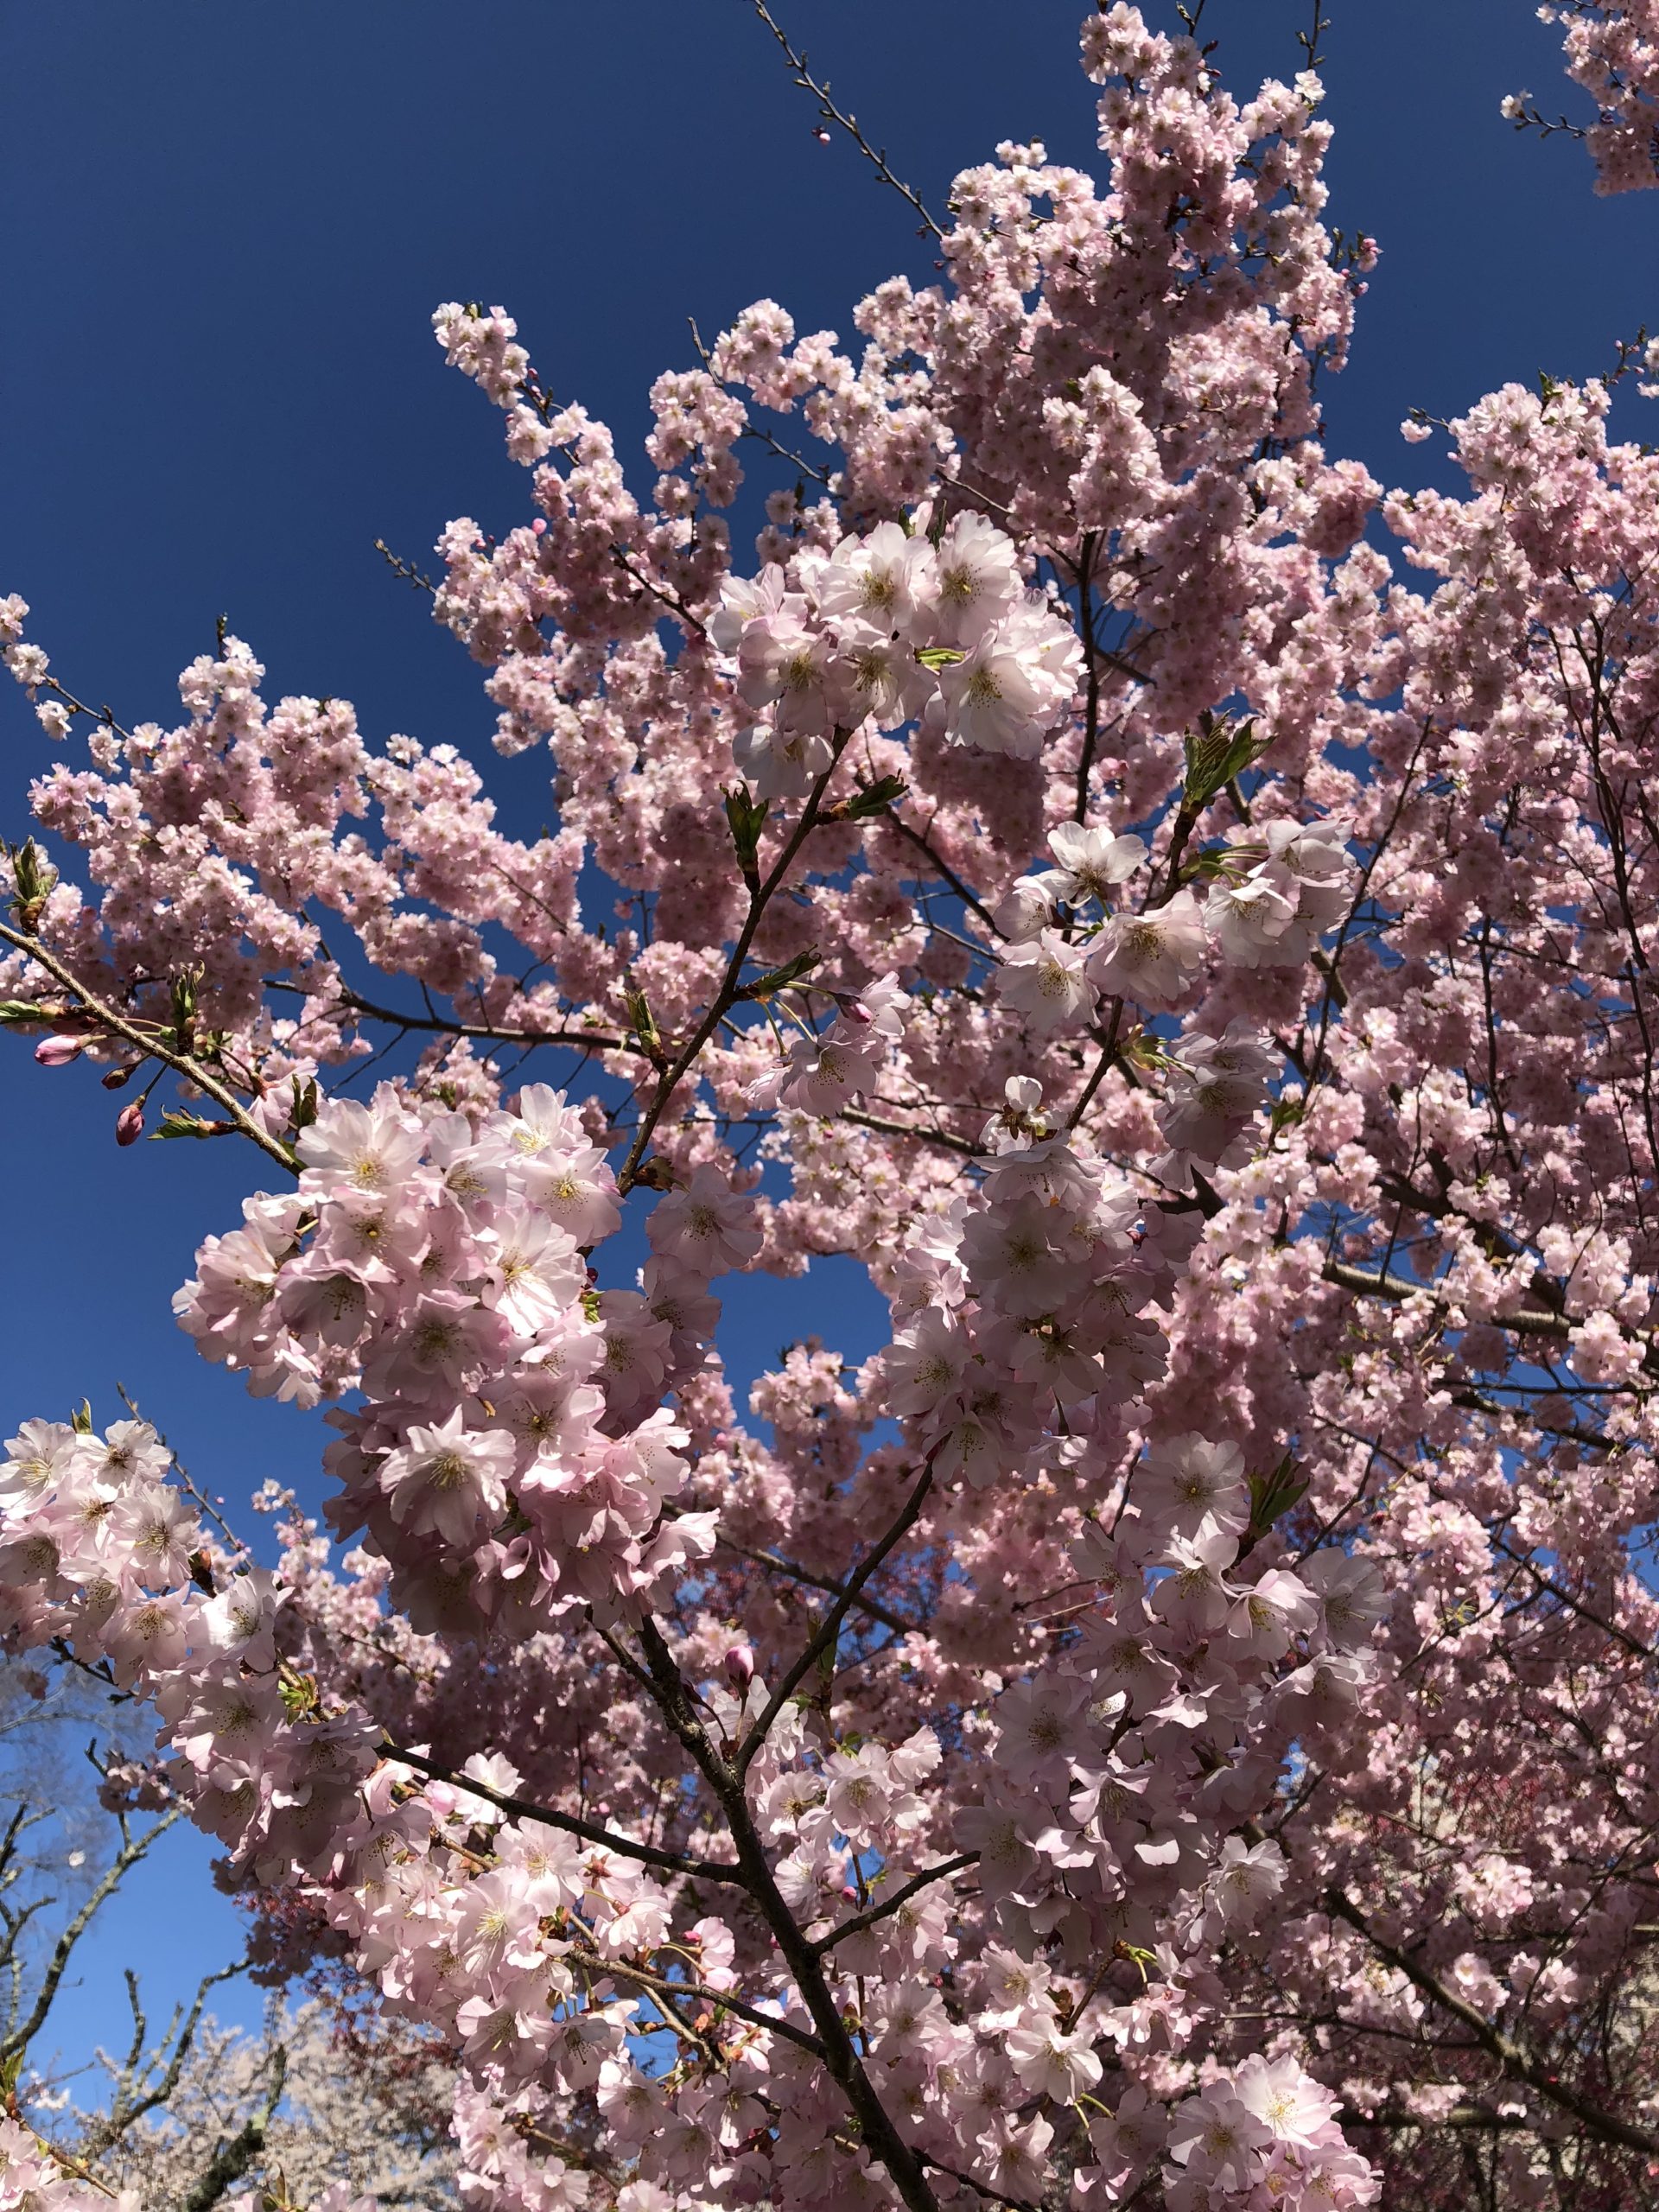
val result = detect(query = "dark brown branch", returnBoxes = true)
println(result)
[563,1945,823,2056]
[738,1459,938,1776]
[748,1,946,243]
[632,1616,943,2212]
[378,1742,747,1886]
[810,1854,979,1957]
[0,1806,188,2063]
[617,734,851,1192]
[715,1535,921,1637]
[1323,1259,1576,1340]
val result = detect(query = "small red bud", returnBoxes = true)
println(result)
[115,1100,144,1146]
[102,1065,134,1090]
[724,1643,755,1688]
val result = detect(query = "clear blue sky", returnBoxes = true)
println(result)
[1,0,1651,2081]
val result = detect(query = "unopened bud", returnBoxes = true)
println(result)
[102,1065,134,1089]
[35,1033,85,1067]
[115,1100,144,1146]
[723,1643,755,1688]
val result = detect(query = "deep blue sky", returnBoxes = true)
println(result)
[2,0,1652,2082]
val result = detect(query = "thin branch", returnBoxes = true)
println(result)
[747,1,946,244]
[885,812,1001,934]
[378,1741,747,1886]
[810,1854,978,1957]
[617,734,852,1192]
[1326,1889,1659,2158]
[264,976,632,1058]
[738,1458,938,1776]
[562,1945,823,2056]
[920,2151,1039,2211]
[0,924,299,1177]
[80,1961,249,2156]
[373,537,435,594]
[0,1806,188,2063]
[715,1536,922,1637]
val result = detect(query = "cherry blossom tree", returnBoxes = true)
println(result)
[4,5,1659,2209]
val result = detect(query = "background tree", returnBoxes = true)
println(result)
[0,1654,456,2209]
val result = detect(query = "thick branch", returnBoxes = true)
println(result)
[177,2042,289,2212]
[633,1616,943,2212]
[1323,1259,1576,1340]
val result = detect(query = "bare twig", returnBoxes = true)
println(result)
[747,2,946,244]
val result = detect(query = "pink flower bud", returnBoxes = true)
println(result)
[115,1101,145,1146]
[35,1033,85,1067]
[724,1643,755,1688]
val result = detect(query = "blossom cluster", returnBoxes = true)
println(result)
[714,512,1084,791]
[1515,2,1659,194]
[173,1084,764,1637]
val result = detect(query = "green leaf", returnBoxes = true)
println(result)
[623,984,666,1066]
[721,785,771,892]
[153,1108,232,1141]
[169,967,200,1033]
[1179,847,1235,881]
[1181,712,1268,811]
[840,773,909,822]
[1244,1451,1309,1544]
[6,836,57,930]
[279,1672,320,1720]
[737,948,821,1001]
